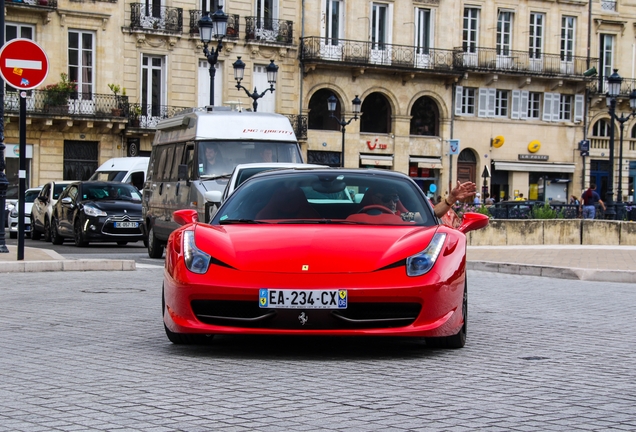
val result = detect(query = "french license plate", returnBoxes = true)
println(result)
[259,289,347,309]
[115,221,138,228]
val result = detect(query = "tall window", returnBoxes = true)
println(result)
[599,34,615,80]
[496,11,512,56]
[462,8,479,53]
[410,96,438,135]
[360,92,391,134]
[454,86,476,116]
[256,0,277,27]
[560,16,576,61]
[253,64,275,112]
[5,22,34,41]
[324,0,343,45]
[593,119,610,136]
[371,3,388,50]
[529,13,544,59]
[495,90,509,117]
[415,8,432,54]
[68,30,94,98]
[559,95,572,121]
[528,92,541,119]
[141,55,165,119]
[308,89,339,130]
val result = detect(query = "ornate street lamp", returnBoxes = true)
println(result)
[232,57,278,112]
[198,6,228,106]
[327,94,362,168]
[604,69,623,220]
[612,89,636,219]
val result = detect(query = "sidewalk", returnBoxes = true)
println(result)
[0,245,136,272]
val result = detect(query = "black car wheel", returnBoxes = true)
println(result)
[425,279,467,349]
[147,224,164,259]
[50,218,63,245]
[73,219,88,247]
[44,217,51,242]
[30,214,42,240]
[162,284,213,345]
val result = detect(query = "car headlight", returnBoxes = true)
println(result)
[406,233,446,277]
[83,205,107,217]
[183,230,211,274]
[10,208,18,218]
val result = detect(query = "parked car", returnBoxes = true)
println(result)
[162,168,489,347]
[8,187,42,239]
[50,181,145,247]
[30,180,73,241]
[3,184,19,228]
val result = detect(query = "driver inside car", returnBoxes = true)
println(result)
[364,187,423,223]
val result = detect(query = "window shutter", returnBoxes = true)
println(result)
[478,88,488,117]
[455,85,464,116]
[552,93,561,122]
[542,93,553,121]
[487,88,496,117]
[511,90,520,119]
[520,91,529,120]
[574,94,584,122]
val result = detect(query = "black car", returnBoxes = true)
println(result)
[50,181,145,247]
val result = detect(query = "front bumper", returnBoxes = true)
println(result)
[81,215,145,242]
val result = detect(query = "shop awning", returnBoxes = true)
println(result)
[359,154,393,167]
[493,161,575,173]
[409,157,443,169]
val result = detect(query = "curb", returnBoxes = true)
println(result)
[468,261,636,283]
[0,259,136,273]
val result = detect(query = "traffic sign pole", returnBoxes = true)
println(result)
[17,93,26,260]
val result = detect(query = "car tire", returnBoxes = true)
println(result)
[162,285,213,345]
[73,219,88,247]
[30,214,42,240]
[50,218,63,245]
[147,224,164,259]
[44,217,52,242]
[425,280,467,349]
[9,231,17,239]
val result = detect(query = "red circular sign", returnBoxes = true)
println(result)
[0,38,49,90]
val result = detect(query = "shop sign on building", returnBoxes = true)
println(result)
[519,154,549,161]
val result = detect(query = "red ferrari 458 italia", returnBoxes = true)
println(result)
[163,168,488,348]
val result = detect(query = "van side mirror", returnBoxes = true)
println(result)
[178,164,189,183]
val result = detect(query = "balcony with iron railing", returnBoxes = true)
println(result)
[285,114,308,141]
[3,90,128,119]
[589,137,636,153]
[127,103,191,129]
[245,17,293,44]
[601,0,617,12]
[189,11,240,39]
[6,0,57,7]
[588,77,636,96]
[130,4,183,33]
[452,47,595,78]
[301,36,454,71]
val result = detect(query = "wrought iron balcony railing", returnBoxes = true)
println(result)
[285,114,308,141]
[245,17,293,44]
[189,10,240,38]
[131,4,183,33]
[3,90,128,118]
[6,0,57,7]
[452,46,595,77]
[127,103,191,129]
[588,77,636,96]
[301,37,454,71]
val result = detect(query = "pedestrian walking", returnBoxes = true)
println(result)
[581,184,605,219]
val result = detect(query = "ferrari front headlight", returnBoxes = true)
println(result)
[84,204,107,217]
[406,233,446,277]
[183,230,211,274]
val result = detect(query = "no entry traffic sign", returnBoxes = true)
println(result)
[0,38,49,90]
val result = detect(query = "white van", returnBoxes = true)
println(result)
[89,157,149,191]
[142,106,304,258]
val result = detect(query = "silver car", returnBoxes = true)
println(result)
[30,181,73,241]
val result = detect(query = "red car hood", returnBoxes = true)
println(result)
[193,224,441,273]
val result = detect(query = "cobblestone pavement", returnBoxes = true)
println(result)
[1,268,635,431]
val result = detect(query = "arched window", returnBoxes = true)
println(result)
[592,119,611,137]
[410,96,439,136]
[631,124,636,139]
[308,89,339,131]
[360,92,391,134]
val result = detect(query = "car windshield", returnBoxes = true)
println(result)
[25,190,40,203]
[53,183,69,199]
[214,171,435,226]
[82,184,142,202]
[198,141,302,178]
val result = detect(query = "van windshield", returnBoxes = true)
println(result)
[198,141,302,178]
[89,171,127,182]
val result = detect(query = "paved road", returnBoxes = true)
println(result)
[1,268,634,431]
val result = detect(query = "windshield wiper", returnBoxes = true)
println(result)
[200,173,232,180]
[219,219,267,224]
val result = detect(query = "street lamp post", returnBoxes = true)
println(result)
[611,89,636,219]
[198,6,228,106]
[232,57,278,112]
[327,94,362,168]
[604,69,623,220]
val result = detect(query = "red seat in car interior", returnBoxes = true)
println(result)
[255,187,321,219]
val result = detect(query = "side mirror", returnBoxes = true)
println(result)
[61,197,73,206]
[204,190,222,203]
[177,164,189,182]
[173,209,198,226]
[458,212,489,234]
